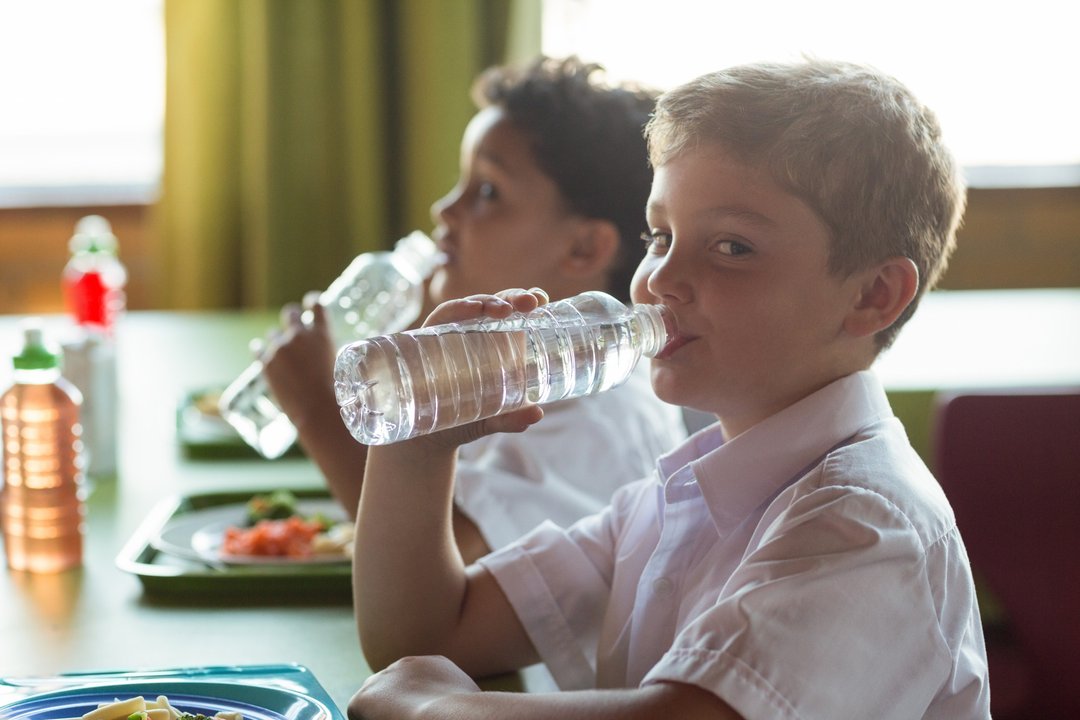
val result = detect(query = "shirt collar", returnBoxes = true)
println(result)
[657,371,894,533]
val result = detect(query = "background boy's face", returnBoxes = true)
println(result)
[631,143,864,438]
[426,106,584,305]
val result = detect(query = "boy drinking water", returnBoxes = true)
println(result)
[261,57,685,563]
[348,59,990,718]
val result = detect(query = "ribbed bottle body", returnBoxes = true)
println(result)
[335,291,672,445]
[219,232,438,458]
[1,377,85,573]
[320,249,429,345]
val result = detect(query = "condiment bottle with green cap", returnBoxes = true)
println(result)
[0,320,85,573]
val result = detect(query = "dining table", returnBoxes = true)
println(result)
[1,287,1078,714]
[0,309,372,714]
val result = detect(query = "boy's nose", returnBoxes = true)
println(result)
[430,186,462,228]
[646,249,691,304]
[430,197,447,227]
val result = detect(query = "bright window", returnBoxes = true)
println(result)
[543,0,1080,181]
[0,0,164,206]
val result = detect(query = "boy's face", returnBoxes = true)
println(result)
[427,106,585,305]
[631,143,865,439]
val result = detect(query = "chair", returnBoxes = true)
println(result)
[933,388,1080,719]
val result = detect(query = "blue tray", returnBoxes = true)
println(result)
[0,665,344,720]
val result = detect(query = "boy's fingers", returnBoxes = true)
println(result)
[297,291,327,328]
[423,287,550,327]
[494,287,547,312]
[424,295,508,326]
[279,301,303,327]
[302,290,322,309]
[421,405,545,450]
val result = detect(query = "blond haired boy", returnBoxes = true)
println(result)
[349,59,990,719]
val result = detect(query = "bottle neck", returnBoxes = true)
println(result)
[13,366,62,385]
[394,233,442,279]
[631,304,675,358]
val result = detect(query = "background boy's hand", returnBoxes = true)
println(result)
[348,655,480,719]
[260,290,338,431]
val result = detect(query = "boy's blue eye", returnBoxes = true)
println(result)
[477,181,497,200]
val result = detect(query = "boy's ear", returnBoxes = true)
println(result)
[843,257,920,338]
[560,219,620,278]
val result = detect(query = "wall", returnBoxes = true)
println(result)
[1,186,1078,316]
[940,186,1080,290]
[0,204,153,315]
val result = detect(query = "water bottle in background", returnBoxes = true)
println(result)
[334,290,674,446]
[1,321,85,573]
[219,231,442,459]
[61,215,127,334]
[60,215,124,480]
[60,332,117,480]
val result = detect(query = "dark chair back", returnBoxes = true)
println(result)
[933,388,1080,718]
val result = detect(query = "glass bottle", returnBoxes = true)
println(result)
[218,231,441,459]
[1,321,85,573]
[334,290,674,445]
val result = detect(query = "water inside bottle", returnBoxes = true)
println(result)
[218,362,298,458]
[335,296,670,445]
[219,233,437,458]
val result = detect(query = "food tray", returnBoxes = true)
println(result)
[176,387,304,460]
[0,664,344,720]
[115,490,351,602]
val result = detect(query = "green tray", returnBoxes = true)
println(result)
[115,489,351,602]
[177,387,304,460]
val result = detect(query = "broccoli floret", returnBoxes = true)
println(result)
[244,489,298,525]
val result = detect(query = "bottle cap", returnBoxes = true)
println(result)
[13,320,61,370]
[69,215,119,255]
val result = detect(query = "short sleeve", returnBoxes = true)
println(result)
[645,486,954,720]
[479,478,657,690]
[455,371,683,550]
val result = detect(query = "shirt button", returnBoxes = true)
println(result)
[652,577,675,597]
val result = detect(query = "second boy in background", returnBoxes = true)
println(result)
[259,56,686,563]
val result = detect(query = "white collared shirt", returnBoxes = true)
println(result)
[455,363,687,550]
[481,371,990,719]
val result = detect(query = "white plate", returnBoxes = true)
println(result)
[151,499,350,566]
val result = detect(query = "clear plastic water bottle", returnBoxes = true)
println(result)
[1,321,85,573]
[219,231,441,458]
[334,290,674,445]
[59,215,124,479]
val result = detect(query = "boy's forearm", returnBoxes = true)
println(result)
[293,400,368,518]
[350,671,743,720]
[353,439,466,669]
[440,685,742,720]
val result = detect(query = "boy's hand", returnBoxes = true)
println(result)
[348,655,480,719]
[260,291,337,430]
[420,286,547,327]
[407,287,548,449]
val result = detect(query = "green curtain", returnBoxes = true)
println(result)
[155,0,540,310]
